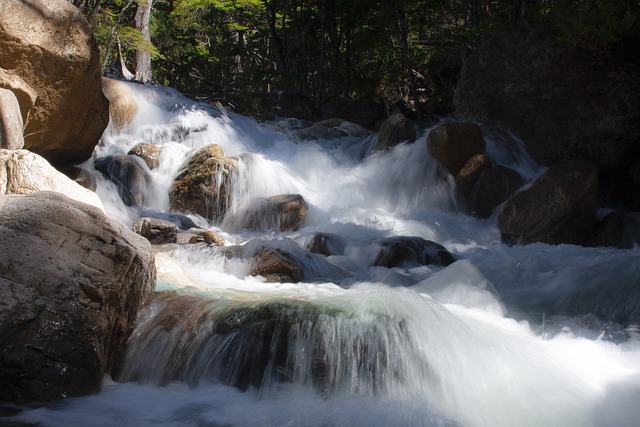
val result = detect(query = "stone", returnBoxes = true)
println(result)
[0,68,37,123]
[454,27,640,170]
[94,154,153,207]
[250,248,305,283]
[176,229,225,246]
[128,143,162,170]
[0,149,104,212]
[169,144,237,223]
[0,0,109,166]
[455,153,492,200]
[467,165,525,218]
[102,78,139,132]
[320,97,385,129]
[497,159,599,245]
[302,232,347,256]
[375,113,416,150]
[373,236,456,268]
[0,191,156,402]
[228,194,309,233]
[427,123,485,176]
[132,217,179,244]
[0,88,23,149]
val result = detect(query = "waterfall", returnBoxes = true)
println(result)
[10,82,640,427]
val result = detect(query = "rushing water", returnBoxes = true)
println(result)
[8,83,640,427]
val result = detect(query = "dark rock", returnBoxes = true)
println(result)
[94,153,153,207]
[455,154,493,200]
[132,217,179,244]
[303,232,347,256]
[169,144,237,222]
[0,191,155,403]
[427,123,485,176]
[374,236,456,268]
[320,97,385,129]
[454,27,640,170]
[497,159,599,245]
[467,165,525,218]
[228,194,309,233]
[374,114,416,150]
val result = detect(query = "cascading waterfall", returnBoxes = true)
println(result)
[9,82,640,427]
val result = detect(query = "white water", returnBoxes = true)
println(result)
[10,83,640,427]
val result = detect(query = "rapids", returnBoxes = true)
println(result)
[8,83,640,427]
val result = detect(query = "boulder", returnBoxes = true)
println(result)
[373,236,456,268]
[250,248,305,283]
[454,27,640,170]
[0,191,156,402]
[320,97,385,129]
[94,154,153,207]
[0,149,104,212]
[427,123,485,176]
[0,88,24,149]
[0,68,37,123]
[302,232,347,256]
[497,159,599,245]
[455,154,492,200]
[169,144,237,223]
[0,0,109,167]
[128,143,162,170]
[467,165,525,218]
[292,118,345,141]
[132,217,179,244]
[374,113,416,151]
[228,194,309,233]
[102,78,138,132]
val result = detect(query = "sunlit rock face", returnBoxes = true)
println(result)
[0,0,109,167]
[0,191,155,403]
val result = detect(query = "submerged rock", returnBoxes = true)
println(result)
[95,153,153,207]
[374,113,416,151]
[169,144,237,223]
[250,248,305,283]
[301,232,347,256]
[0,191,155,403]
[427,123,485,176]
[176,229,225,246]
[373,236,456,268]
[228,194,309,233]
[497,159,598,245]
[128,143,162,170]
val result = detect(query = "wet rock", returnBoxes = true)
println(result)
[497,159,599,245]
[0,191,156,403]
[137,209,199,231]
[467,165,525,218]
[427,123,485,176]
[292,118,344,141]
[132,217,179,244]
[169,144,237,223]
[229,194,309,233]
[102,78,138,131]
[455,154,493,201]
[95,153,153,207]
[0,149,104,212]
[374,113,416,150]
[320,97,385,129]
[176,229,225,246]
[0,0,109,166]
[302,232,347,256]
[250,248,305,283]
[0,88,24,150]
[128,143,162,170]
[374,236,456,268]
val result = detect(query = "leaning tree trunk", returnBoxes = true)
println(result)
[134,0,152,82]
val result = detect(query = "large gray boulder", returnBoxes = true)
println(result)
[0,149,104,212]
[0,191,156,402]
[0,0,109,166]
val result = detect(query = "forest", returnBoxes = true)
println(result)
[70,0,639,120]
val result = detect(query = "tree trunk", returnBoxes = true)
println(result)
[134,0,153,82]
